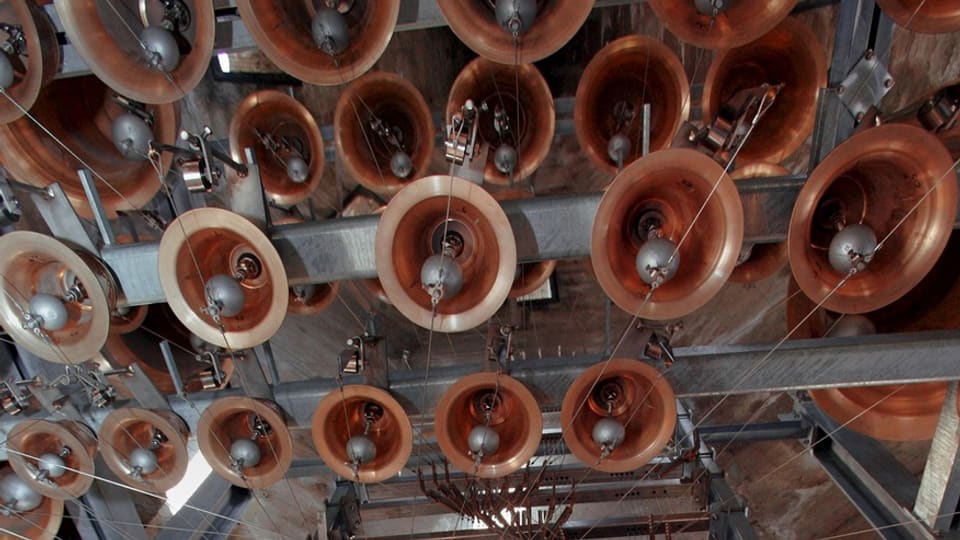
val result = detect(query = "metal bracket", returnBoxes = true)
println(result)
[838,50,895,123]
[31,182,99,254]
[326,481,364,540]
[0,166,22,227]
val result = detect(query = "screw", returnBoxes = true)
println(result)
[865,49,875,61]
[884,78,894,88]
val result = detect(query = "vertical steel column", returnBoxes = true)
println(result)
[914,382,960,533]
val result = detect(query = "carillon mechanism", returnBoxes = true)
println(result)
[690,83,782,165]
[788,124,958,314]
[729,162,790,284]
[0,463,64,540]
[312,385,413,483]
[335,72,435,195]
[875,0,960,33]
[491,189,557,298]
[575,35,690,174]
[158,208,289,349]
[7,419,99,500]
[54,0,215,104]
[701,18,826,164]
[237,0,400,85]
[0,232,117,364]
[446,57,555,185]
[97,408,190,492]
[229,90,324,206]
[0,76,177,218]
[198,396,293,489]
[435,372,542,478]
[0,0,60,124]
[375,175,517,332]
[591,149,744,320]
[648,0,798,50]
[561,359,677,472]
[437,0,594,64]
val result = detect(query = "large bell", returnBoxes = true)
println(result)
[335,72,435,195]
[97,408,190,493]
[237,1,399,86]
[106,303,234,395]
[7,419,98,499]
[437,0,594,64]
[375,175,517,332]
[491,189,557,298]
[229,90,324,207]
[158,208,289,350]
[198,396,293,489]
[446,57,555,185]
[788,124,958,314]
[876,0,960,33]
[591,149,744,320]
[729,162,790,284]
[701,18,826,164]
[575,35,690,175]
[0,463,64,540]
[648,0,797,50]
[311,385,413,483]
[0,0,60,124]
[435,372,542,478]
[0,232,116,364]
[0,75,177,219]
[561,359,676,473]
[54,0,214,103]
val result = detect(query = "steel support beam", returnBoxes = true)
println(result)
[804,403,933,540]
[914,382,960,533]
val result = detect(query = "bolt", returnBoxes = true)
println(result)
[865,49,875,61]
[836,85,846,96]
[884,78,893,88]
[856,112,865,122]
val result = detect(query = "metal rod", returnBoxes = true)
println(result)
[642,102,651,157]
[159,340,186,397]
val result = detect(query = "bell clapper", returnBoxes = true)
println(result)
[0,474,42,515]
[229,414,271,474]
[32,446,71,484]
[421,233,465,305]
[694,0,730,17]
[634,212,680,289]
[21,274,88,339]
[367,115,414,179]
[825,209,877,275]
[128,429,166,481]
[312,1,353,57]
[253,128,311,184]
[0,22,26,90]
[495,0,537,38]
[467,391,502,467]
[592,382,627,460]
[345,403,382,477]
[204,253,262,322]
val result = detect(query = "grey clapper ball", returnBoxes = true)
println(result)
[37,452,66,479]
[286,156,310,184]
[420,253,464,299]
[607,134,631,166]
[390,151,413,179]
[346,434,377,465]
[828,223,877,274]
[28,294,68,332]
[635,237,680,286]
[312,7,350,55]
[494,144,518,176]
[205,274,245,318]
[694,0,728,16]
[111,113,153,161]
[129,447,159,476]
[0,52,14,90]
[467,424,500,457]
[495,0,537,35]
[230,438,261,469]
[140,25,181,73]
[0,474,42,513]
[592,417,625,451]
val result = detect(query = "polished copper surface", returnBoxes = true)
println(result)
[787,124,958,314]
[437,0,594,64]
[335,72,435,195]
[876,0,960,33]
[591,149,744,320]
[561,359,676,473]
[0,463,63,540]
[702,18,826,164]
[198,396,293,489]
[98,408,189,493]
[729,162,789,284]
[492,189,557,298]
[106,304,234,395]
[0,75,177,218]
[375,175,517,332]
[0,231,115,364]
[787,277,955,441]
[237,1,399,85]
[435,372,542,478]
[0,0,60,124]
[158,208,289,350]
[110,305,147,335]
[54,0,214,103]
[229,90,324,207]
[574,35,690,175]
[311,385,413,483]
[8,419,98,499]
[649,0,798,49]
[446,57,555,185]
